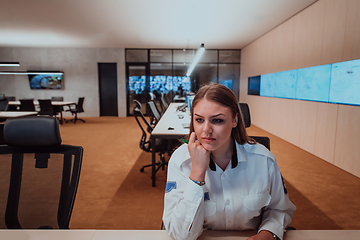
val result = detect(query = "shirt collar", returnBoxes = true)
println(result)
[209,142,238,171]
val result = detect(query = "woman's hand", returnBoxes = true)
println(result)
[247,230,275,240]
[188,132,210,182]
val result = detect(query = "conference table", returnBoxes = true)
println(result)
[0,111,38,118]
[150,102,190,187]
[8,100,76,124]
[0,230,358,240]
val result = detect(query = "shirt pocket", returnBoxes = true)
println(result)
[241,192,271,220]
[204,200,216,217]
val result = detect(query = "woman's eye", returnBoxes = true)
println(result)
[212,119,224,124]
[195,118,204,123]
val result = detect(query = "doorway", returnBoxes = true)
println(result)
[98,63,118,116]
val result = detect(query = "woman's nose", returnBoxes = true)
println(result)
[203,120,212,133]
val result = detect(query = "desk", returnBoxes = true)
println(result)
[9,101,76,124]
[173,95,186,102]
[150,103,190,187]
[0,230,359,240]
[0,111,38,118]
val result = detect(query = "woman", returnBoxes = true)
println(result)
[162,83,296,240]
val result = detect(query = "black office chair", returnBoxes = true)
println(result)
[0,116,83,229]
[0,98,9,111]
[133,100,169,174]
[159,93,168,114]
[65,97,85,123]
[147,101,161,126]
[19,99,36,111]
[38,99,55,116]
[239,102,270,150]
[51,96,64,118]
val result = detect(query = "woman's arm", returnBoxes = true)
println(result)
[163,157,205,240]
[257,160,296,240]
[163,133,211,240]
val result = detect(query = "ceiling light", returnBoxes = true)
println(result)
[186,43,205,77]
[0,62,20,67]
[0,71,63,75]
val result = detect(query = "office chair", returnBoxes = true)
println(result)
[239,102,270,150]
[0,98,9,111]
[0,116,83,229]
[38,99,55,116]
[159,93,168,114]
[65,97,85,123]
[147,101,161,126]
[51,96,64,118]
[20,99,36,111]
[133,100,169,174]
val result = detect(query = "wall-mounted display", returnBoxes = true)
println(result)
[248,59,360,106]
[28,71,63,90]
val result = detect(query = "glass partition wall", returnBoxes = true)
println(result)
[126,49,240,116]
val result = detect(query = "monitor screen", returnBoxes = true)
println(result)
[28,72,63,90]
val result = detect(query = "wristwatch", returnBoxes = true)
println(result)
[189,178,205,186]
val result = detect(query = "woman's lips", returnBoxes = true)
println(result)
[202,137,216,143]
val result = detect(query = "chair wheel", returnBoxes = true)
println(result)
[140,168,144,172]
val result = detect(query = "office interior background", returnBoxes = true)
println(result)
[1,0,360,228]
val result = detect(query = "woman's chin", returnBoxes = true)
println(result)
[201,142,217,152]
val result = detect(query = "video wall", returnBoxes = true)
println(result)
[129,75,191,94]
[248,59,360,106]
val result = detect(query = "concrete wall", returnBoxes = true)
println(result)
[240,0,360,177]
[0,47,126,117]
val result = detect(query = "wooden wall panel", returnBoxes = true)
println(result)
[271,19,295,72]
[299,101,318,154]
[292,1,325,69]
[321,0,348,64]
[334,105,360,177]
[343,0,360,60]
[269,98,301,146]
[314,102,338,164]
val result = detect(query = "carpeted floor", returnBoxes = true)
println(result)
[1,117,360,230]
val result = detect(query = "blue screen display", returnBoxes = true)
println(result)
[129,75,190,94]
[253,58,360,106]
[260,73,275,97]
[274,70,297,99]
[296,64,331,102]
[329,59,360,105]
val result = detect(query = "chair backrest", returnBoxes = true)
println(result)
[76,97,85,113]
[19,99,35,111]
[0,116,83,229]
[51,96,64,101]
[160,93,168,112]
[0,99,9,111]
[250,136,270,150]
[147,101,161,125]
[38,99,54,116]
[6,96,16,101]
[239,103,251,128]
[133,102,153,152]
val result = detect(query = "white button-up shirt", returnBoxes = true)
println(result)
[162,141,296,240]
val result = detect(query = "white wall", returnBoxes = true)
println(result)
[0,47,126,117]
[240,0,360,177]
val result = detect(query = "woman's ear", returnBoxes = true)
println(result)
[233,113,238,128]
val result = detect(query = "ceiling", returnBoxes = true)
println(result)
[0,0,317,49]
